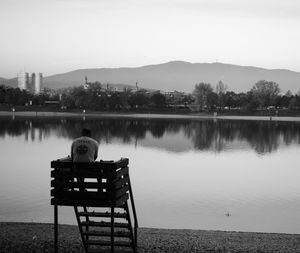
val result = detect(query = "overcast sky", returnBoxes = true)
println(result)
[1,0,300,78]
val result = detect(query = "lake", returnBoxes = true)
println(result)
[0,116,299,234]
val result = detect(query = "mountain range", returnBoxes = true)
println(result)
[1,61,300,93]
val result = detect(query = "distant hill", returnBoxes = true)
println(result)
[2,61,300,93]
[0,77,17,88]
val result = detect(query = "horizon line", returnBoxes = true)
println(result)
[1,60,300,79]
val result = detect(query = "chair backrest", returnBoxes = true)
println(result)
[51,157,130,207]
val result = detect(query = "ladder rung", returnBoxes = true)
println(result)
[86,239,132,247]
[83,230,131,238]
[87,249,133,253]
[81,221,129,228]
[78,211,127,219]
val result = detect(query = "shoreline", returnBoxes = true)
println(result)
[0,222,299,253]
[1,111,300,122]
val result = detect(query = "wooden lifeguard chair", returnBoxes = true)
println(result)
[51,157,138,253]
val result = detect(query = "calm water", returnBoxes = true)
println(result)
[0,116,300,234]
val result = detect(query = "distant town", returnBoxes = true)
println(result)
[0,72,300,116]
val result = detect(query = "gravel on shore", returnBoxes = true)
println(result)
[0,222,299,253]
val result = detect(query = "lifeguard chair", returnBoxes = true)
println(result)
[51,157,138,253]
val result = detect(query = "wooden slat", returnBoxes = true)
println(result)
[51,184,129,195]
[113,158,129,169]
[115,184,129,199]
[115,167,129,181]
[51,180,109,189]
[63,166,116,176]
[97,158,128,169]
[82,230,130,237]
[87,249,133,253]
[51,198,115,207]
[81,221,129,228]
[51,170,115,179]
[51,193,129,207]
[51,190,113,200]
[115,193,129,207]
[51,157,71,163]
[78,211,127,219]
[115,176,129,189]
[51,185,129,200]
[51,158,129,170]
[86,239,132,247]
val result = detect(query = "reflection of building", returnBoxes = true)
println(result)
[17,72,43,94]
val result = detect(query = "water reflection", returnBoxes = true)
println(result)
[1,116,300,233]
[1,116,300,154]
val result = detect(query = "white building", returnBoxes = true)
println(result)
[18,72,43,93]
[34,73,43,94]
[17,72,29,90]
[29,73,36,93]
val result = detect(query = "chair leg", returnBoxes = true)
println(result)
[124,202,136,253]
[54,205,58,253]
[111,207,115,253]
[83,206,89,241]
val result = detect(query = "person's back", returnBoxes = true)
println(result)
[71,128,99,162]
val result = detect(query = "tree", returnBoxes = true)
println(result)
[224,91,238,108]
[118,89,131,109]
[288,97,297,109]
[60,93,75,108]
[244,91,259,111]
[128,93,150,108]
[150,93,166,107]
[296,91,300,109]
[251,80,280,108]
[216,80,228,109]
[276,91,293,108]
[71,86,88,108]
[88,82,102,94]
[0,85,7,104]
[193,82,214,111]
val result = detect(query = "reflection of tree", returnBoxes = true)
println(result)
[1,117,300,154]
[149,121,166,138]
[243,121,279,154]
[282,123,300,146]
[185,120,300,154]
[191,121,216,150]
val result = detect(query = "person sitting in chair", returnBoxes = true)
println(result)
[71,128,99,162]
[71,128,99,191]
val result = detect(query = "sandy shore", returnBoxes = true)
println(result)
[0,222,299,253]
[1,111,300,122]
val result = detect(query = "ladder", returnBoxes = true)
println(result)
[74,204,136,253]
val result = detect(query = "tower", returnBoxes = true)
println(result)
[83,76,89,90]
[17,72,29,90]
[34,73,43,94]
[30,73,36,93]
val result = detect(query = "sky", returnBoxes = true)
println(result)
[1,0,300,78]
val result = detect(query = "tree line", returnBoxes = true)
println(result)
[1,79,300,112]
[193,80,300,111]
[59,83,170,110]
[0,85,54,106]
